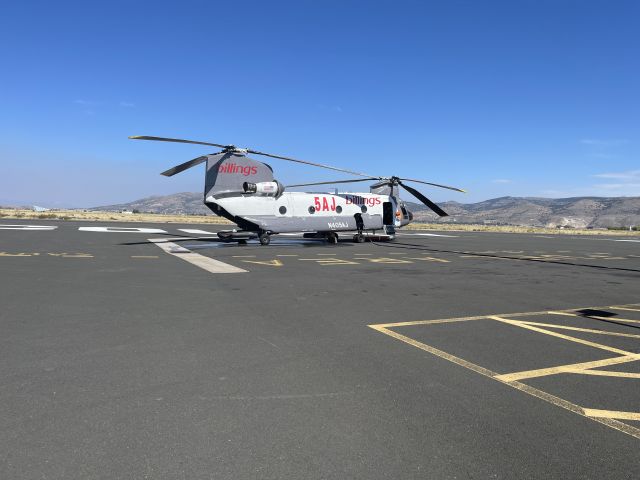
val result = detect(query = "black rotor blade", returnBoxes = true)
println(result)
[160,155,208,177]
[130,135,377,178]
[130,136,229,149]
[247,149,375,178]
[399,182,449,217]
[287,178,379,188]
[398,177,466,193]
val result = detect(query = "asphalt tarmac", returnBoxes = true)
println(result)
[2,220,639,479]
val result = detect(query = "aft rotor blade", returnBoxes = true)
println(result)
[399,177,466,193]
[130,136,228,149]
[399,182,449,217]
[247,149,375,178]
[286,178,379,188]
[160,155,208,177]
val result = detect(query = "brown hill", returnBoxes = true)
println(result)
[93,193,640,228]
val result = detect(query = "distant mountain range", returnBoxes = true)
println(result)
[91,192,640,228]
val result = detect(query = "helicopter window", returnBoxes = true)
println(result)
[279,206,287,215]
[400,206,408,218]
[336,206,342,214]
[308,206,316,214]
[361,205,367,213]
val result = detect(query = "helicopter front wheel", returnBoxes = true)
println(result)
[259,232,271,246]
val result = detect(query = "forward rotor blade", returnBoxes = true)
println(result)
[398,177,466,193]
[247,149,375,178]
[130,136,228,149]
[399,182,449,217]
[130,135,377,178]
[160,155,208,177]
[286,178,379,188]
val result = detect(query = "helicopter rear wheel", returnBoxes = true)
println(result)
[353,233,365,243]
[327,232,339,244]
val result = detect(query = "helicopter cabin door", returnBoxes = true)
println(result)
[382,202,394,225]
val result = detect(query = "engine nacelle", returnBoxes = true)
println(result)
[242,180,284,198]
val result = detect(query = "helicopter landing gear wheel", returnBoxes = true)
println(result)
[353,233,365,243]
[259,232,271,246]
[327,232,339,244]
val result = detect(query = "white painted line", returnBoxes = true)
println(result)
[615,240,640,243]
[397,233,458,238]
[149,239,247,274]
[178,228,218,235]
[79,226,167,233]
[0,224,58,230]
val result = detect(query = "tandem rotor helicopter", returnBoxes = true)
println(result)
[129,136,466,245]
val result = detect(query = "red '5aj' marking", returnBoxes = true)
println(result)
[314,196,337,212]
[218,162,258,176]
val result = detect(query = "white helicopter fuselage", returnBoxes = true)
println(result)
[207,191,410,235]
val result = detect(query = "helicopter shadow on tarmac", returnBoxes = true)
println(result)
[120,236,357,249]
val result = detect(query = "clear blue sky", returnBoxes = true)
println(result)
[1,0,638,207]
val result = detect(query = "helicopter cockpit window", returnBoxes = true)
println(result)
[400,205,408,219]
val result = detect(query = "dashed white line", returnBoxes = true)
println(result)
[0,224,58,230]
[397,233,458,238]
[149,238,247,274]
[178,228,219,235]
[79,226,167,233]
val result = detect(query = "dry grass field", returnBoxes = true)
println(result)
[1,208,638,236]
[0,209,232,224]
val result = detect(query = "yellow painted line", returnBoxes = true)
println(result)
[564,369,640,379]
[372,304,640,330]
[515,321,640,339]
[549,311,640,324]
[368,324,640,440]
[0,252,32,256]
[241,259,283,267]
[583,409,640,421]
[298,258,360,265]
[494,354,640,382]
[406,256,450,263]
[610,306,640,312]
[490,316,634,355]
[384,317,488,328]
[365,257,413,264]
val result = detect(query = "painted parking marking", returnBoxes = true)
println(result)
[616,240,640,243]
[398,233,458,237]
[178,228,218,235]
[149,238,247,274]
[241,259,283,267]
[0,224,57,230]
[364,257,413,264]
[131,255,158,259]
[369,303,640,440]
[80,226,167,233]
[299,258,360,266]
[406,256,450,263]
